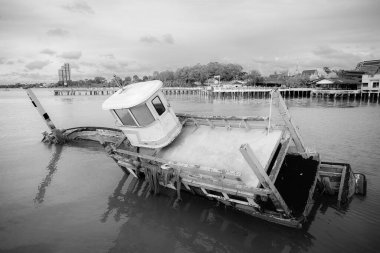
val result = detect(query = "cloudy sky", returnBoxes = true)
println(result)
[0,0,379,84]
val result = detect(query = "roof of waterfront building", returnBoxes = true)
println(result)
[316,78,360,86]
[102,80,163,110]
[301,70,318,76]
[355,60,380,75]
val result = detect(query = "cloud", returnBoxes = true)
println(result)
[62,0,94,14]
[25,60,50,70]
[311,45,364,69]
[0,58,5,64]
[40,48,56,55]
[101,54,115,59]
[119,61,129,67]
[59,51,82,59]
[80,61,96,67]
[140,34,175,44]
[162,34,174,44]
[47,28,69,37]
[313,46,359,60]
[102,63,118,71]
[70,62,80,70]
[6,61,14,65]
[140,35,160,44]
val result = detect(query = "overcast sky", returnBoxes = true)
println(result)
[0,0,379,84]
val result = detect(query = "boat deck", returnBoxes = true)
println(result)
[157,124,284,188]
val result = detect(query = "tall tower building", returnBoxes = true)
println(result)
[58,63,71,85]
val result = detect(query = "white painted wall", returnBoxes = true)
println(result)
[362,74,380,92]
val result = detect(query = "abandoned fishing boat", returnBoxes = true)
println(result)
[26,80,366,228]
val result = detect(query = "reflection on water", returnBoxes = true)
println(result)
[34,145,63,204]
[1,89,379,253]
[103,173,315,253]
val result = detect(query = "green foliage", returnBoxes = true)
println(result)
[132,75,141,82]
[94,76,107,84]
[153,62,250,86]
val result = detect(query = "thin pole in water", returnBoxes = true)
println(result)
[267,90,273,135]
[26,89,57,131]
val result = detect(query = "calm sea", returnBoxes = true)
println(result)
[0,89,379,253]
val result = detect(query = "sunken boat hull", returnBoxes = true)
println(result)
[26,82,366,228]
[53,117,330,228]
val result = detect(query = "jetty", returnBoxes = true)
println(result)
[53,87,118,96]
[53,86,380,102]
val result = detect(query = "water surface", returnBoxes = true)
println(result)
[0,89,379,253]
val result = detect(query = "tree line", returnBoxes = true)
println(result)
[104,62,264,87]
[1,61,318,88]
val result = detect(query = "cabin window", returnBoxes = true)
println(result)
[362,83,368,87]
[152,96,166,116]
[130,103,155,126]
[373,82,379,88]
[114,109,137,126]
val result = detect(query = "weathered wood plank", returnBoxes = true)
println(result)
[181,178,271,197]
[302,158,320,217]
[338,166,347,202]
[114,148,242,180]
[274,91,306,153]
[269,137,291,182]
[319,171,342,177]
[320,164,344,172]
[176,113,269,121]
[138,158,271,196]
[240,143,291,215]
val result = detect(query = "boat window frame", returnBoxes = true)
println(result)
[151,95,166,116]
[129,103,156,127]
[113,108,139,127]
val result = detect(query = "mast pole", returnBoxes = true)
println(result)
[26,89,57,131]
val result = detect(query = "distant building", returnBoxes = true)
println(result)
[316,78,360,90]
[222,80,247,88]
[269,71,288,79]
[301,70,318,80]
[355,60,380,75]
[301,68,338,81]
[58,63,71,85]
[340,70,365,83]
[362,74,380,93]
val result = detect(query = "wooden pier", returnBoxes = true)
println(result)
[53,86,380,103]
[53,88,118,96]
[161,87,208,96]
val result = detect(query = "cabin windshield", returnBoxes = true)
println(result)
[114,109,137,126]
[130,103,155,126]
[152,96,166,115]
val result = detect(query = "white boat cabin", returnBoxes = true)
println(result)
[102,80,182,149]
